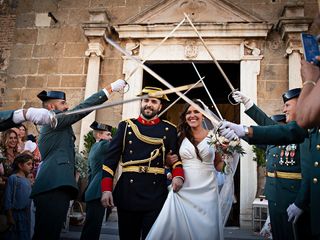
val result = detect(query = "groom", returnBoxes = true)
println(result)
[101,86,184,240]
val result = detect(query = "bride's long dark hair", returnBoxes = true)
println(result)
[178,100,204,161]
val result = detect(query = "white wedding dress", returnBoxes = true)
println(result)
[146,134,224,240]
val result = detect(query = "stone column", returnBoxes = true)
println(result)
[239,53,262,227]
[79,9,111,152]
[286,47,304,89]
[78,42,104,152]
[277,3,313,89]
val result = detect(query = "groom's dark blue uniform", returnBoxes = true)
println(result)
[102,117,183,240]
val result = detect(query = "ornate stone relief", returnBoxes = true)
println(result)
[184,40,198,59]
[128,42,140,56]
[269,40,281,51]
[85,42,104,57]
[243,40,261,57]
[178,0,207,20]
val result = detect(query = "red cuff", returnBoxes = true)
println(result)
[172,167,184,179]
[101,177,113,192]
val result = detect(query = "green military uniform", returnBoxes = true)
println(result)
[84,140,110,202]
[0,110,18,131]
[248,121,312,240]
[299,127,320,239]
[80,122,112,240]
[246,105,312,240]
[31,90,109,240]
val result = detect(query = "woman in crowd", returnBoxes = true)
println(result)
[1,129,19,179]
[15,125,41,171]
[15,124,28,153]
[3,153,33,240]
[146,100,226,240]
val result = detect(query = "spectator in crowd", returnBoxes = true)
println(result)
[1,129,19,180]
[3,153,33,240]
[15,124,28,153]
[296,42,320,127]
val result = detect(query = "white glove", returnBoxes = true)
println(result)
[111,79,126,92]
[24,141,37,153]
[232,91,253,110]
[220,121,246,138]
[26,107,51,125]
[219,127,237,141]
[287,203,303,223]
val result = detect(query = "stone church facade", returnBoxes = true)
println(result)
[0,0,319,226]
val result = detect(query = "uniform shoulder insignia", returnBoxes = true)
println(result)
[124,118,136,123]
[163,120,176,128]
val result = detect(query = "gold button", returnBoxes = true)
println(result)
[129,150,133,154]
[165,127,169,131]
[163,136,166,139]
[128,132,132,135]
[129,140,132,144]
[153,181,156,184]
[315,161,319,167]
[313,178,318,184]
[130,179,134,183]
[128,125,131,128]
[272,154,275,157]
[318,129,320,133]
[317,144,320,151]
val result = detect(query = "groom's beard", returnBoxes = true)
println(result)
[141,106,159,119]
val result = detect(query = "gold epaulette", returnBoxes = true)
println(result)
[172,161,182,169]
[102,165,114,176]
[163,120,176,128]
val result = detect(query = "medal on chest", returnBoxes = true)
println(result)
[284,144,296,166]
[279,145,285,165]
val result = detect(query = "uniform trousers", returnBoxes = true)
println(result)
[80,199,105,240]
[117,207,162,240]
[32,187,72,240]
[268,200,311,240]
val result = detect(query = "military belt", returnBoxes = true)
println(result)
[266,171,302,180]
[122,166,165,175]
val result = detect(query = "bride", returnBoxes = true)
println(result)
[146,100,229,240]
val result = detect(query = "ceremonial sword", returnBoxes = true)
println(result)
[48,83,204,128]
[103,35,222,129]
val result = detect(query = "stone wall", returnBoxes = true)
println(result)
[0,0,16,109]
[0,0,319,141]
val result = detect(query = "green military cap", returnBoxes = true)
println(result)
[137,86,170,102]
[282,88,301,103]
[90,121,112,132]
[37,90,66,102]
[271,114,286,123]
